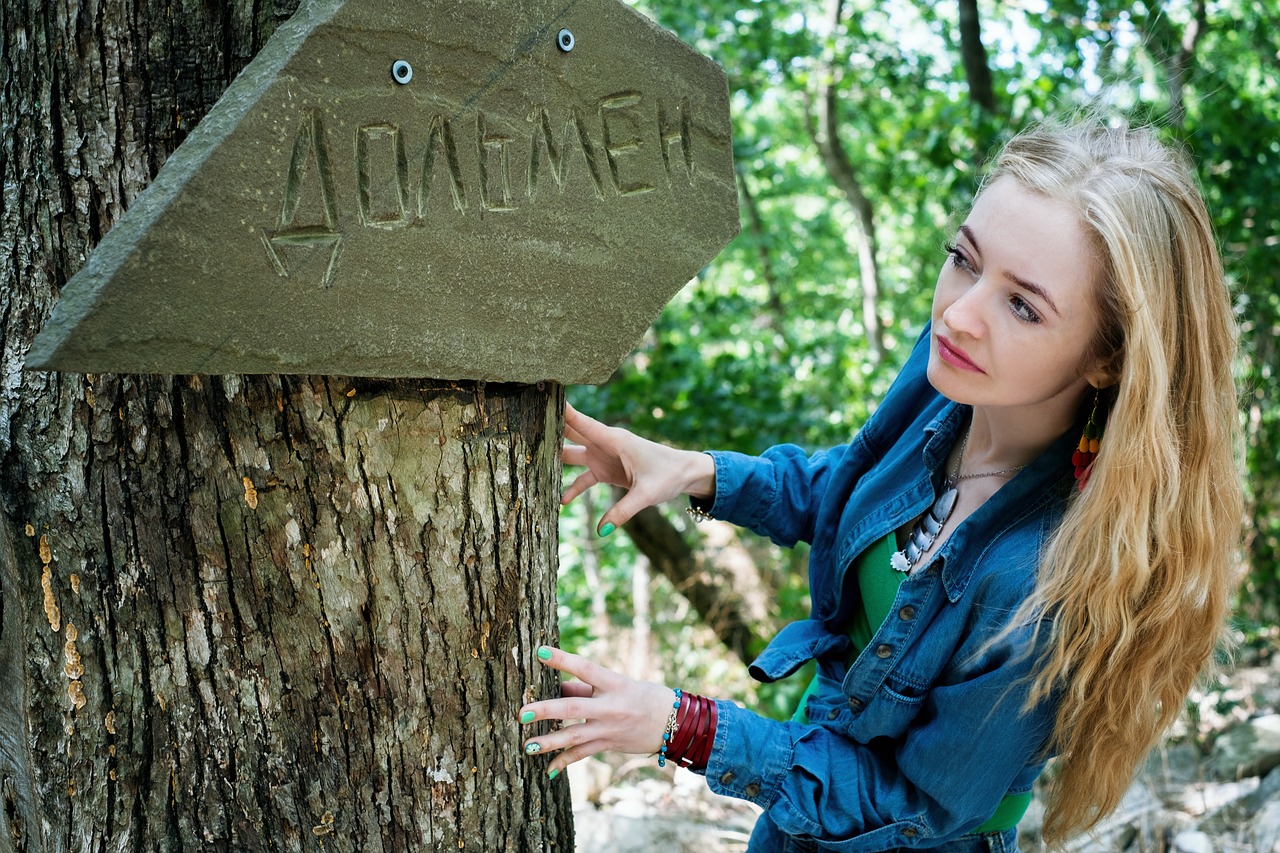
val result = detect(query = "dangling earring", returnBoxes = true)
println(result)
[1072,389,1103,491]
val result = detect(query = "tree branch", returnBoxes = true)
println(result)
[1139,0,1208,126]
[624,505,777,665]
[737,164,788,340]
[810,0,887,361]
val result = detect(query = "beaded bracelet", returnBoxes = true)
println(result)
[657,688,682,768]
[685,506,714,523]
[685,496,715,523]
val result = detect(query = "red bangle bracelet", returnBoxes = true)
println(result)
[659,692,718,771]
[690,697,717,770]
[668,692,701,760]
[679,694,711,770]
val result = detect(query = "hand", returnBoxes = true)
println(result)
[518,646,678,777]
[561,403,715,533]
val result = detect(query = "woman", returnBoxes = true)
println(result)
[518,119,1243,851]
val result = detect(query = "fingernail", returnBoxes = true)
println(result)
[520,711,535,724]
[537,646,553,661]
[548,768,561,780]
[525,742,541,755]
[598,522,615,538]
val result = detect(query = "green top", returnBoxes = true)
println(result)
[791,531,1030,834]
[792,532,901,724]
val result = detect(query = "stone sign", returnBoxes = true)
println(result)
[27,0,739,384]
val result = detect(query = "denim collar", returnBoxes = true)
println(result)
[921,402,1079,602]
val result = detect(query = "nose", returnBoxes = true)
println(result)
[941,278,988,339]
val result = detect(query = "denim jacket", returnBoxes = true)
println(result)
[698,328,1078,851]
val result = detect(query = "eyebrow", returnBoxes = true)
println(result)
[959,224,1062,318]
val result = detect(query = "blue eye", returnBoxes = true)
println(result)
[944,242,977,275]
[1009,294,1042,324]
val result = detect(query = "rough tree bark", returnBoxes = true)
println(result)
[0,2,573,851]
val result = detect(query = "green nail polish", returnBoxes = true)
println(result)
[537,646,553,661]
[548,768,561,780]
[520,711,535,724]
[599,522,616,537]
[525,742,541,755]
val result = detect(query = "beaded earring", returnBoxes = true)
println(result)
[1072,389,1103,491]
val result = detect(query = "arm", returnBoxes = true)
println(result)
[563,403,857,547]
[521,621,1054,849]
[703,443,855,548]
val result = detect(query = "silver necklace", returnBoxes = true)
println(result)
[890,428,1026,574]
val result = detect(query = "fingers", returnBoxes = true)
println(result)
[535,645,616,689]
[560,444,590,468]
[561,403,655,534]
[560,406,611,517]
[525,733,612,778]
[559,468,597,507]
[544,740,613,776]
[524,721,610,764]
[561,681,594,699]
[563,421,589,446]
[595,489,651,533]
[519,646,632,776]
[564,402,600,438]
[564,406,609,453]
[518,675,594,721]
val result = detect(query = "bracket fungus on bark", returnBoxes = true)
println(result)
[27,0,739,384]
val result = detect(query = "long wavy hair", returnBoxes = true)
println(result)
[987,120,1243,844]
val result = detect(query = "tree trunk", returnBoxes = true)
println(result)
[0,2,573,851]
[957,0,998,116]
[1133,0,1208,127]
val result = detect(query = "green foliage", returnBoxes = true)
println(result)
[1182,7,1280,616]
[558,0,1280,713]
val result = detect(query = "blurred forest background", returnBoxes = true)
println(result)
[557,0,1280,720]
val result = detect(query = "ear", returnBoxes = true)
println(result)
[1085,371,1118,391]
[1083,348,1123,390]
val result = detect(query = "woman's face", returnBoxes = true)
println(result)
[927,176,1106,424]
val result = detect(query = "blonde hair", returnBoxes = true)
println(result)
[987,120,1242,844]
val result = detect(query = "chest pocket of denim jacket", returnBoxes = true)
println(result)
[803,668,930,742]
[843,670,929,742]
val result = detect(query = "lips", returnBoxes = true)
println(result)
[936,334,985,373]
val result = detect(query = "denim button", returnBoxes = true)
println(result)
[826,708,839,720]
[902,827,918,838]
[720,771,736,786]
[875,644,893,659]
[898,605,916,621]
[848,697,863,710]
[744,782,761,798]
